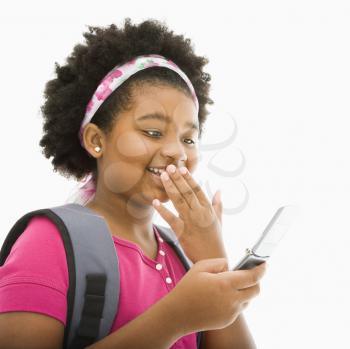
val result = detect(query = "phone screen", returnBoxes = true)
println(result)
[252,205,300,257]
[232,205,300,270]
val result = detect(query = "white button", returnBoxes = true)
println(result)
[159,237,164,243]
[156,263,163,270]
[165,277,172,284]
[159,250,165,256]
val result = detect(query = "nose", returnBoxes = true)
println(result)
[160,138,188,165]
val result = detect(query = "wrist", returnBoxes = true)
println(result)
[160,291,189,338]
[181,237,228,264]
[191,246,229,264]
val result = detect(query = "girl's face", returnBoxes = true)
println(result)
[93,83,200,206]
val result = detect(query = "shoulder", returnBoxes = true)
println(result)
[0,215,69,327]
[8,216,65,259]
[1,214,69,290]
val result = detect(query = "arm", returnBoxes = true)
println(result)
[86,293,185,349]
[200,313,257,349]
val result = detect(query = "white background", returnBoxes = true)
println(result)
[0,1,349,348]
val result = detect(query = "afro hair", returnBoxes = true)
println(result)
[39,17,213,183]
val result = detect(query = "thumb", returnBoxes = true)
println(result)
[194,257,229,274]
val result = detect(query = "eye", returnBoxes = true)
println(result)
[184,138,196,145]
[143,130,196,145]
[144,130,162,137]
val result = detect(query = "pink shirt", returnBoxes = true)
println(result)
[0,215,198,349]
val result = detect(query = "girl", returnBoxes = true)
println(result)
[0,18,266,349]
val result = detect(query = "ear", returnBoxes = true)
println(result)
[83,123,104,157]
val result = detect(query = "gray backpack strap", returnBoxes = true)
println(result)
[155,224,203,349]
[0,203,119,349]
[49,203,119,349]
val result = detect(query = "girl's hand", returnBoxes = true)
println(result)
[152,164,228,263]
[164,258,267,334]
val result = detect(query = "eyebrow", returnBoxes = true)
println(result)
[136,112,199,131]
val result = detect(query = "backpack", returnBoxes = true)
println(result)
[0,203,202,349]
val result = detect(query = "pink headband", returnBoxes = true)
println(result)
[65,54,199,206]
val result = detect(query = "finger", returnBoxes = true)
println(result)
[238,283,260,303]
[236,263,266,290]
[212,190,221,206]
[194,257,229,273]
[160,170,190,214]
[216,191,223,215]
[178,166,210,206]
[152,198,181,231]
[212,191,223,224]
[218,262,267,290]
[166,165,201,210]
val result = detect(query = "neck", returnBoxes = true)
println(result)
[85,183,156,243]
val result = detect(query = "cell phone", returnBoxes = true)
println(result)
[232,205,300,270]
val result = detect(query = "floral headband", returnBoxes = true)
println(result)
[66,54,199,206]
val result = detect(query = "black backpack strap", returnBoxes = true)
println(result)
[68,273,107,349]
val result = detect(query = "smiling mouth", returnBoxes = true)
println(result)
[146,168,166,189]
[146,167,166,176]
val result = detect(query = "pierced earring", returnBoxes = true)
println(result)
[94,146,101,153]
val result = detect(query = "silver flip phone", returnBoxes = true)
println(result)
[232,205,300,270]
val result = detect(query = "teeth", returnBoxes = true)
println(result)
[147,167,165,175]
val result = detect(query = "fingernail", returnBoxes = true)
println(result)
[217,190,221,201]
[179,167,188,175]
[153,199,160,206]
[167,164,176,173]
[161,172,169,180]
